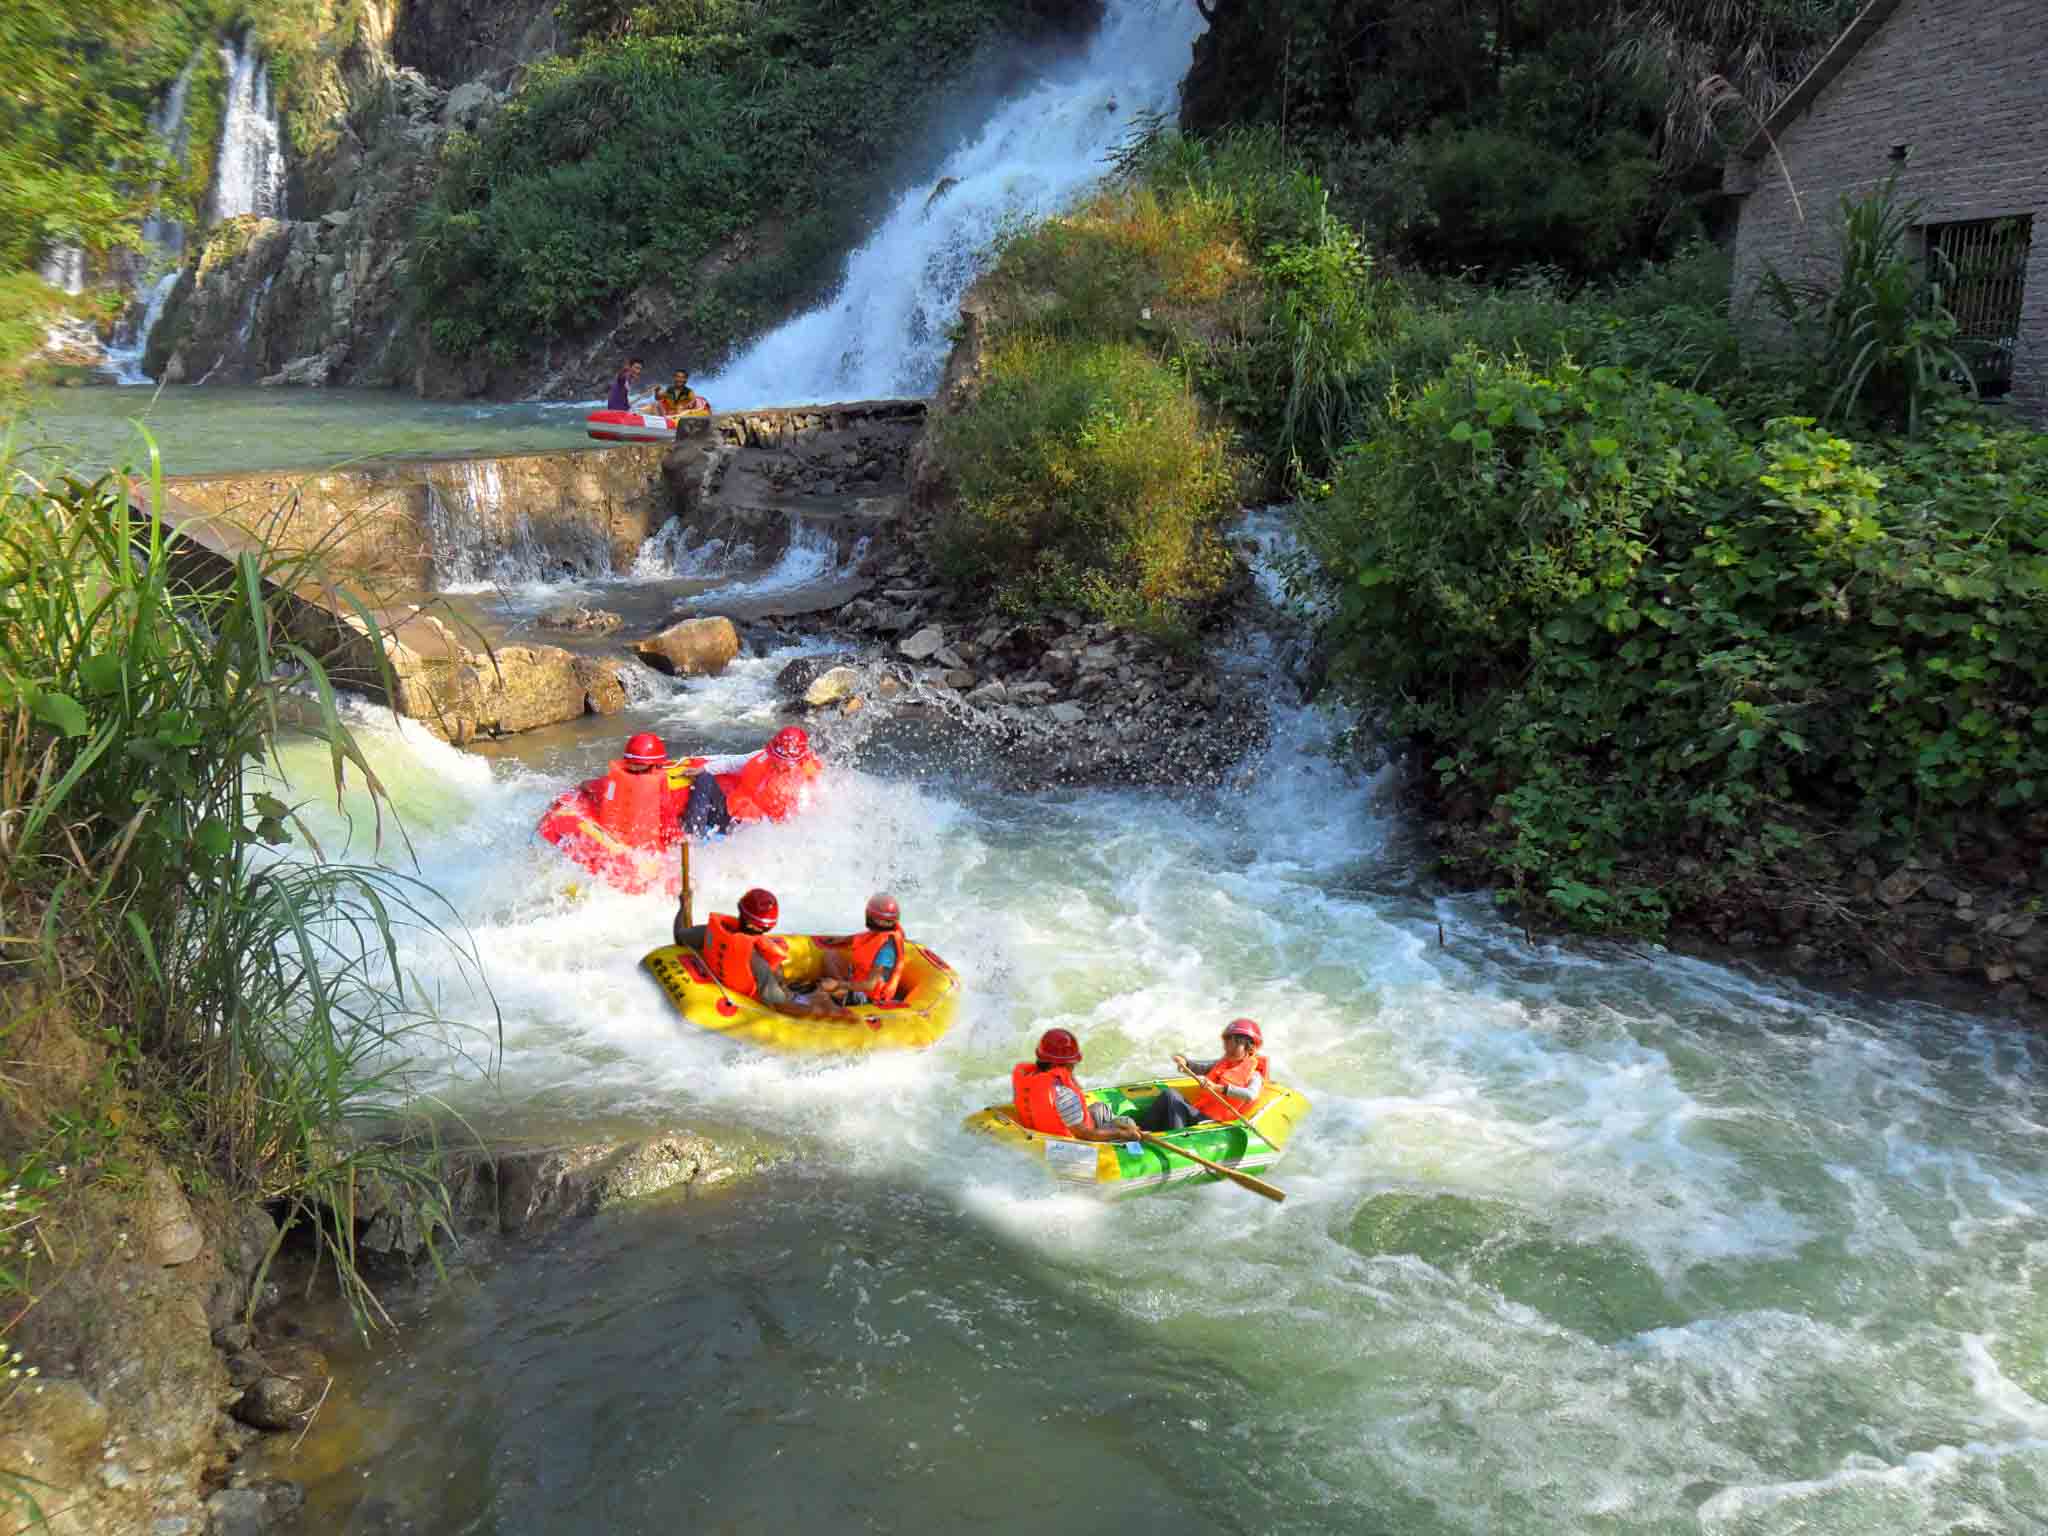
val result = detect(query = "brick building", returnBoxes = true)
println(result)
[1724,0,2048,422]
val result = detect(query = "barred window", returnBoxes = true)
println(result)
[1926,215,2033,396]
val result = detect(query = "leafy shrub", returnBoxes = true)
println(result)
[1763,175,1975,432]
[1306,350,2048,933]
[1408,124,1659,278]
[931,335,1237,634]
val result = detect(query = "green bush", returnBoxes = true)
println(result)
[931,335,1238,635]
[1408,124,1659,278]
[1306,351,2048,933]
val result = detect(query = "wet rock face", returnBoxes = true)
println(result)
[347,1130,775,1261]
[657,401,926,576]
[789,532,1270,790]
[228,1340,331,1432]
[317,609,629,744]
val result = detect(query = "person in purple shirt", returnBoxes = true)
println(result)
[606,357,645,411]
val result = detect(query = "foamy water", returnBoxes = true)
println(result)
[265,600,2048,1532]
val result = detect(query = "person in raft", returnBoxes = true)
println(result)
[818,893,907,1004]
[1136,1018,1269,1132]
[606,356,647,412]
[583,731,693,851]
[680,725,824,837]
[1010,1029,1142,1142]
[656,368,711,419]
[672,886,843,1015]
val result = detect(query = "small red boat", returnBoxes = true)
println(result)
[584,406,707,443]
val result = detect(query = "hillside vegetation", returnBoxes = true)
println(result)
[410,0,1102,366]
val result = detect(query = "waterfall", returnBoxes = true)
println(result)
[105,52,203,384]
[211,40,288,225]
[426,462,579,592]
[38,246,86,296]
[698,0,1205,409]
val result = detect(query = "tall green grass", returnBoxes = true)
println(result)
[0,434,495,1331]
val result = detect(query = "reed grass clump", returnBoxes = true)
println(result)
[0,437,494,1335]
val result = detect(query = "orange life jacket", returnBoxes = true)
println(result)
[719,750,821,823]
[1011,1062,1083,1137]
[591,760,668,849]
[1189,1053,1270,1123]
[848,928,907,1002]
[702,913,772,998]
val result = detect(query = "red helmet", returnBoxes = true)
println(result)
[1035,1028,1082,1065]
[738,887,779,929]
[769,725,810,763]
[623,731,667,766]
[864,893,900,930]
[1223,1018,1263,1047]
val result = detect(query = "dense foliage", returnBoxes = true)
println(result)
[1183,0,1862,279]
[1305,356,2048,933]
[411,0,1091,364]
[932,335,1237,632]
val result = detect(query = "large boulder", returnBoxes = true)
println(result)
[318,610,628,744]
[635,616,740,677]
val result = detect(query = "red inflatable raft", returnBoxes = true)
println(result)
[537,755,706,896]
[585,405,708,443]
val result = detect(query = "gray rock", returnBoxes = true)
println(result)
[441,80,496,129]
[899,625,946,661]
[231,1343,330,1432]
[803,665,861,707]
[139,1166,205,1267]
[942,669,976,691]
[1986,911,2037,939]
[207,1480,306,1536]
[773,652,856,698]
[1010,680,1055,703]
[964,681,1008,707]
[1046,702,1088,727]
[1876,867,1926,906]
[934,645,966,670]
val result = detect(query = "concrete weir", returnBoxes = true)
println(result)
[141,400,928,743]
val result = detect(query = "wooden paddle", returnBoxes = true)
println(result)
[1134,1129,1286,1204]
[678,838,693,929]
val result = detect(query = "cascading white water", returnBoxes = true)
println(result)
[211,40,288,225]
[698,0,1206,408]
[105,52,204,385]
[426,461,596,593]
[630,513,865,594]
[37,246,87,296]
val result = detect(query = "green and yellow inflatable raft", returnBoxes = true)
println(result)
[963,1079,1310,1197]
[641,934,961,1052]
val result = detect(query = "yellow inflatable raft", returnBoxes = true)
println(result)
[641,933,961,1052]
[963,1078,1310,1196]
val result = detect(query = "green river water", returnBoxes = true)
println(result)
[5,385,579,477]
